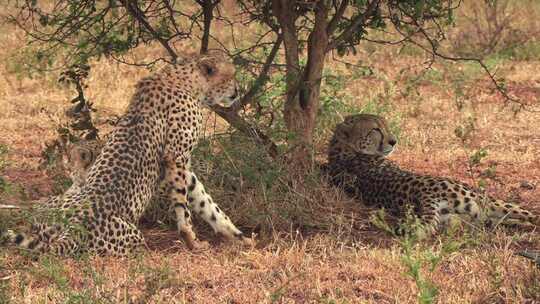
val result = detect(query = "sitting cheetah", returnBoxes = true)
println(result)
[325,114,538,235]
[3,52,253,256]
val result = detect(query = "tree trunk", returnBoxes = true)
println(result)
[199,0,219,54]
[271,0,300,138]
[273,0,330,167]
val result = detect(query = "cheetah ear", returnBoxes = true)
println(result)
[197,56,217,77]
[334,124,352,144]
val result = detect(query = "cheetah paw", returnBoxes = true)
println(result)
[238,232,256,247]
[241,237,255,247]
[192,239,210,251]
[180,237,210,251]
[179,230,198,250]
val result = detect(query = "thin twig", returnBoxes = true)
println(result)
[122,0,178,62]
[327,0,381,51]
[233,34,284,111]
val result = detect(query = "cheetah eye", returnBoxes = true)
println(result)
[369,128,384,138]
[205,66,214,76]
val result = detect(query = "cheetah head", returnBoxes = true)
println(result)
[329,114,397,160]
[62,140,102,187]
[194,51,240,108]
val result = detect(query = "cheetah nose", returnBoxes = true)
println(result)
[388,139,397,146]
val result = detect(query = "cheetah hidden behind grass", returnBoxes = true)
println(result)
[2,51,253,256]
[325,114,539,237]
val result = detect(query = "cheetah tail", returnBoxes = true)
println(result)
[487,199,539,227]
[1,230,48,252]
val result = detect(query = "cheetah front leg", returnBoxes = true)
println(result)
[414,198,444,239]
[185,171,253,246]
[163,159,206,250]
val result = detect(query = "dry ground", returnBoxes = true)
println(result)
[1,2,540,304]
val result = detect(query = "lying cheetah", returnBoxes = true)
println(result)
[325,114,538,235]
[3,52,252,255]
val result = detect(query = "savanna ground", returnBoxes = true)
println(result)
[1,1,540,303]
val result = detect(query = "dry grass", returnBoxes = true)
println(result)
[1,2,540,303]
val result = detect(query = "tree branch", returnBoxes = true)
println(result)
[209,107,279,157]
[272,0,301,74]
[232,34,283,111]
[209,34,283,158]
[401,10,525,108]
[327,0,381,50]
[327,0,349,35]
[198,0,220,54]
[122,0,178,62]
[195,0,280,157]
